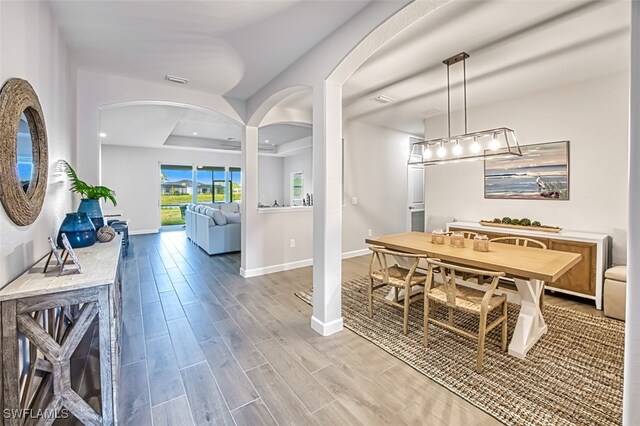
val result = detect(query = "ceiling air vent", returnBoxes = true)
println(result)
[371,94,395,104]
[165,74,189,84]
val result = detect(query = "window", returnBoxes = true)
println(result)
[229,167,242,202]
[160,164,194,226]
[196,166,226,202]
[160,164,241,226]
[291,171,303,206]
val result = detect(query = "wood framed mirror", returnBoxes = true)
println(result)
[0,78,48,226]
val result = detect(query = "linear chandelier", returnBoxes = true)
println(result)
[408,52,521,165]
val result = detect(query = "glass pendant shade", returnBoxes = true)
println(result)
[407,52,521,166]
[408,127,521,165]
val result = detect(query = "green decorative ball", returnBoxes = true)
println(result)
[501,217,511,224]
[520,218,531,226]
[532,221,541,227]
[511,218,521,225]
[493,218,501,223]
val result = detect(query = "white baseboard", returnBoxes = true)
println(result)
[129,229,159,235]
[240,248,371,278]
[240,258,314,278]
[311,316,343,336]
[341,248,370,259]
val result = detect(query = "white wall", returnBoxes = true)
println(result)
[283,148,313,206]
[342,120,411,253]
[258,156,284,206]
[0,1,76,286]
[424,72,628,237]
[243,210,314,275]
[101,145,241,233]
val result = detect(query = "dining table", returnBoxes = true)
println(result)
[365,232,582,359]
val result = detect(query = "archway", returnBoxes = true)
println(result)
[240,87,314,278]
[98,101,245,238]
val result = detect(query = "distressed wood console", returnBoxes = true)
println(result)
[0,237,123,425]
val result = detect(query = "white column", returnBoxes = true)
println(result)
[240,126,259,277]
[624,2,640,424]
[311,80,344,336]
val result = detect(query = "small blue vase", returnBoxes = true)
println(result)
[57,212,96,248]
[78,199,104,230]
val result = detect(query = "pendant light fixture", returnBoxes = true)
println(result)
[408,52,521,165]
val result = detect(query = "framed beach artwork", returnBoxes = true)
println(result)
[484,141,570,200]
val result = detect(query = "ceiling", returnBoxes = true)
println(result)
[49,0,370,99]
[81,0,631,148]
[100,103,310,155]
[258,123,312,146]
[342,0,631,136]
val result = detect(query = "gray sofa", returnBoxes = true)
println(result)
[185,203,241,255]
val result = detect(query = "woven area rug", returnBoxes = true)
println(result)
[295,276,624,426]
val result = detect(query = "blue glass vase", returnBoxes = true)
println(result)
[78,199,104,229]
[57,212,96,248]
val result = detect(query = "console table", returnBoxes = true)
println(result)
[0,237,123,425]
[447,221,609,309]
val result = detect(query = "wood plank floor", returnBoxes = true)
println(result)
[113,231,601,426]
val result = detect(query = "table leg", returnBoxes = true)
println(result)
[509,278,547,359]
[98,287,115,425]
[2,301,19,426]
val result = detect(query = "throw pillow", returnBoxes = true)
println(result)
[210,208,227,226]
[222,211,241,224]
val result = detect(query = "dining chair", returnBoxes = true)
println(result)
[489,237,548,308]
[368,246,429,335]
[489,236,547,249]
[423,259,507,373]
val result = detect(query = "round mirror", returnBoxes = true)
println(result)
[0,78,48,226]
[17,112,34,193]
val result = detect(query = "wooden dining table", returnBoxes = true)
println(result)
[365,232,582,359]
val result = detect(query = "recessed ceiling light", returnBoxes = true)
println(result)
[192,132,198,136]
[371,94,395,104]
[99,132,107,138]
[265,139,269,143]
[165,74,189,84]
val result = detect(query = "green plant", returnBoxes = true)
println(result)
[532,221,541,227]
[520,218,531,226]
[493,218,501,223]
[511,218,521,225]
[62,160,117,206]
[501,217,511,224]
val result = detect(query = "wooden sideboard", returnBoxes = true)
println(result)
[0,237,123,425]
[447,222,609,309]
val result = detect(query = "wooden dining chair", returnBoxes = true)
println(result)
[489,237,547,249]
[489,237,548,308]
[368,246,429,335]
[423,259,507,373]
